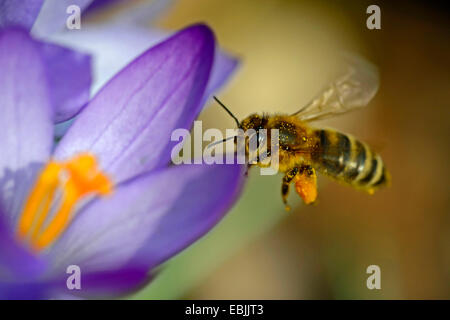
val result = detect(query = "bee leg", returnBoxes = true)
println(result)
[281,182,291,211]
[294,165,318,205]
[246,147,271,176]
[281,167,299,211]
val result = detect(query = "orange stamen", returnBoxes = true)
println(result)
[16,153,112,252]
[17,162,62,240]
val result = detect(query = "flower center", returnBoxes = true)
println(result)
[16,153,112,252]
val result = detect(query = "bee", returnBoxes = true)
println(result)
[212,54,390,210]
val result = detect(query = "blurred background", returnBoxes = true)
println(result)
[93,0,449,299]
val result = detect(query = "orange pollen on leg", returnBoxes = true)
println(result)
[294,168,318,205]
[16,153,113,252]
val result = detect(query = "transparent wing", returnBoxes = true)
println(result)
[293,53,379,121]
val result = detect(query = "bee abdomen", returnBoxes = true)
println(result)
[313,129,388,189]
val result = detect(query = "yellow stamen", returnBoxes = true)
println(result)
[16,153,112,252]
[17,162,62,239]
[31,178,58,241]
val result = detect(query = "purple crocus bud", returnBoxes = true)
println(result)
[0,24,245,299]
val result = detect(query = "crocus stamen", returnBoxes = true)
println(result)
[17,153,112,252]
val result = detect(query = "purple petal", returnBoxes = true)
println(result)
[37,41,92,122]
[46,0,237,101]
[0,28,53,227]
[49,23,238,99]
[201,49,240,107]
[49,267,152,299]
[0,206,47,299]
[75,267,151,298]
[48,23,166,95]
[54,118,76,141]
[47,162,244,276]
[31,0,93,37]
[0,0,44,31]
[0,282,47,300]
[0,210,46,283]
[84,0,174,24]
[83,0,126,13]
[54,24,215,183]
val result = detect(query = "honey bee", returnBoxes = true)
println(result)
[213,54,390,210]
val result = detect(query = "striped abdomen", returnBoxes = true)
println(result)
[312,129,388,191]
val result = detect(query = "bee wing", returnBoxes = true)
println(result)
[293,54,379,122]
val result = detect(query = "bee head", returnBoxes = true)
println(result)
[211,97,268,150]
[239,114,270,152]
[239,114,267,131]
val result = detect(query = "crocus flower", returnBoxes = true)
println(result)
[0,24,244,299]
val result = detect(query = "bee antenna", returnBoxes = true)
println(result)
[206,136,236,149]
[213,96,240,127]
